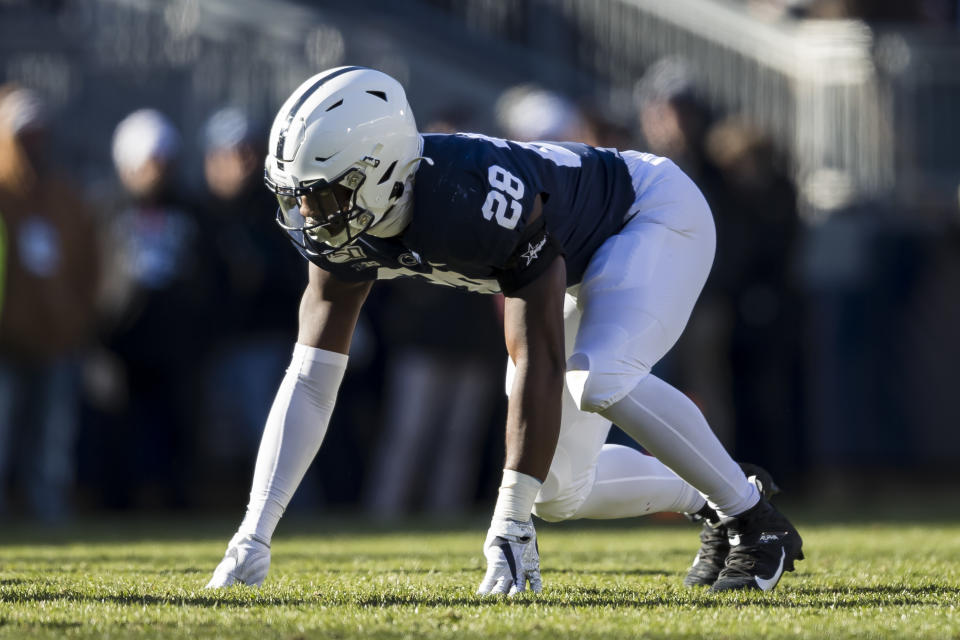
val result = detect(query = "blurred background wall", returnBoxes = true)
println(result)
[0,0,958,522]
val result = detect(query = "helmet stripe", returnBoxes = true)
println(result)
[277,65,366,161]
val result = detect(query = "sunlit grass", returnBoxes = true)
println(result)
[0,513,958,638]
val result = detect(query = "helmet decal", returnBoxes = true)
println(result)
[276,65,364,162]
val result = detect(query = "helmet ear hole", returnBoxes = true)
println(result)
[389,181,404,199]
[377,160,397,185]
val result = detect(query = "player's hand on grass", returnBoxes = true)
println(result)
[205,532,271,588]
[477,518,542,595]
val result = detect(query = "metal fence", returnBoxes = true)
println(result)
[0,0,581,190]
[1,0,328,188]
[423,0,960,221]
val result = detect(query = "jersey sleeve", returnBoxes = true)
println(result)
[493,213,565,295]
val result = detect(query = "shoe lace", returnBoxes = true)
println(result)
[719,541,770,579]
[696,525,729,566]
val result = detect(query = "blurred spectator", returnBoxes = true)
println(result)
[86,109,211,509]
[631,58,736,442]
[195,107,304,495]
[750,0,958,23]
[362,113,506,519]
[363,280,505,518]
[0,85,100,521]
[701,117,804,477]
[495,85,591,142]
[634,57,721,187]
[579,103,638,149]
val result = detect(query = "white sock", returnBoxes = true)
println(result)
[571,444,705,519]
[237,343,348,543]
[600,374,758,519]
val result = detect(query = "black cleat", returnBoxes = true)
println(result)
[682,463,781,588]
[709,498,804,592]
[683,515,729,587]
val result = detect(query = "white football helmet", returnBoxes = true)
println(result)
[264,66,420,249]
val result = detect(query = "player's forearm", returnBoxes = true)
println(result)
[297,286,370,353]
[298,264,373,353]
[503,356,564,481]
[238,344,347,543]
[490,357,561,525]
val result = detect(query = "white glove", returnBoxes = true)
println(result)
[477,518,542,595]
[205,532,271,588]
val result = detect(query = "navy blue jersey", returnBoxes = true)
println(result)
[286,132,636,294]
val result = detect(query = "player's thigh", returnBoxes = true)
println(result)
[567,165,716,411]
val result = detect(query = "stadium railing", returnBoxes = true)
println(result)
[422,0,960,221]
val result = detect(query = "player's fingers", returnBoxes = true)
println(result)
[477,565,502,594]
[205,570,237,589]
[243,556,270,587]
[528,569,543,593]
[477,575,495,594]
[508,572,526,595]
[491,575,513,595]
[205,556,238,588]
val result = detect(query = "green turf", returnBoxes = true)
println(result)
[1,514,958,639]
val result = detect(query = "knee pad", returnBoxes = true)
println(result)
[533,494,582,523]
[533,474,594,522]
[531,445,597,523]
[565,352,647,414]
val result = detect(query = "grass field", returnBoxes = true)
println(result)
[1,510,958,639]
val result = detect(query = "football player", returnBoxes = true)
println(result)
[207,67,803,594]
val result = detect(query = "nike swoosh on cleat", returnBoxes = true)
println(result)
[754,547,786,591]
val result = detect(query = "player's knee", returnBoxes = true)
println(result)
[532,455,594,523]
[565,353,645,414]
[532,493,581,523]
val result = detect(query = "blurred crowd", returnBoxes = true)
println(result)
[0,86,305,520]
[740,0,960,23]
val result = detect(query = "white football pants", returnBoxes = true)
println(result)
[507,152,757,522]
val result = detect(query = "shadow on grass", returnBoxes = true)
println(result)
[2,505,957,548]
[787,584,960,606]
[549,567,671,577]
[344,584,959,609]
[3,590,312,608]
[4,583,957,611]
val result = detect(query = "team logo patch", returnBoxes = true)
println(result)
[326,245,367,263]
[398,251,422,267]
[521,236,547,267]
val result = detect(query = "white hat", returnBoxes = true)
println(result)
[0,88,48,134]
[111,108,180,173]
[496,85,582,141]
[203,107,254,152]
